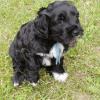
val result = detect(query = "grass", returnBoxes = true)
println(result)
[0,0,100,100]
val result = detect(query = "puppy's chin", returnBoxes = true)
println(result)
[68,38,77,48]
[68,32,83,48]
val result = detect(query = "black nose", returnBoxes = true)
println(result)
[66,24,83,36]
[72,24,78,29]
[66,24,78,32]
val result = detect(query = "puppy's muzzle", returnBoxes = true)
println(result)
[67,24,83,37]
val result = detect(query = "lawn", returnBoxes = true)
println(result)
[0,0,100,100]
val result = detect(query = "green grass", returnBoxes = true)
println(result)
[0,0,100,100]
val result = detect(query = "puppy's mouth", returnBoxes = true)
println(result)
[68,30,83,47]
[72,29,83,37]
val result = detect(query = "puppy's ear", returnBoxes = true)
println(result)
[34,8,50,39]
[38,7,50,16]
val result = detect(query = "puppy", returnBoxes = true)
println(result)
[9,1,83,87]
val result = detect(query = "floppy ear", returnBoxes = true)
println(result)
[34,8,50,39]
[38,7,51,16]
[37,7,46,15]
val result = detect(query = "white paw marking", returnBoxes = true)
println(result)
[31,82,37,87]
[14,82,19,87]
[52,72,68,82]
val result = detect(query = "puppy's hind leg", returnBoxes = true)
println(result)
[26,70,39,87]
[12,59,25,87]
[26,57,40,87]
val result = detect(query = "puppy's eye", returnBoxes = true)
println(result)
[58,14,65,21]
[71,11,79,17]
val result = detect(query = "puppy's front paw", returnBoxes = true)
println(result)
[14,82,19,87]
[52,72,68,82]
[31,82,37,87]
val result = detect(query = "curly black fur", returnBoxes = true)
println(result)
[9,1,83,86]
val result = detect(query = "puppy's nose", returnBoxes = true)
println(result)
[66,24,78,32]
[71,24,78,30]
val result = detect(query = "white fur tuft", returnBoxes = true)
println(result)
[52,72,68,82]
[14,82,19,87]
[42,57,51,66]
[31,82,37,87]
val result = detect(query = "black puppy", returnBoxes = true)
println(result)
[9,1,83,87]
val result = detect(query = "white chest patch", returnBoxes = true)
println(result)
[42,57,51,66]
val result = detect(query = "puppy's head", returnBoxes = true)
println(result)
[37,1,83,47]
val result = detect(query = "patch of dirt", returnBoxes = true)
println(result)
[94,47,100,53]
[74,71,87,79]
[73,92,91,100]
